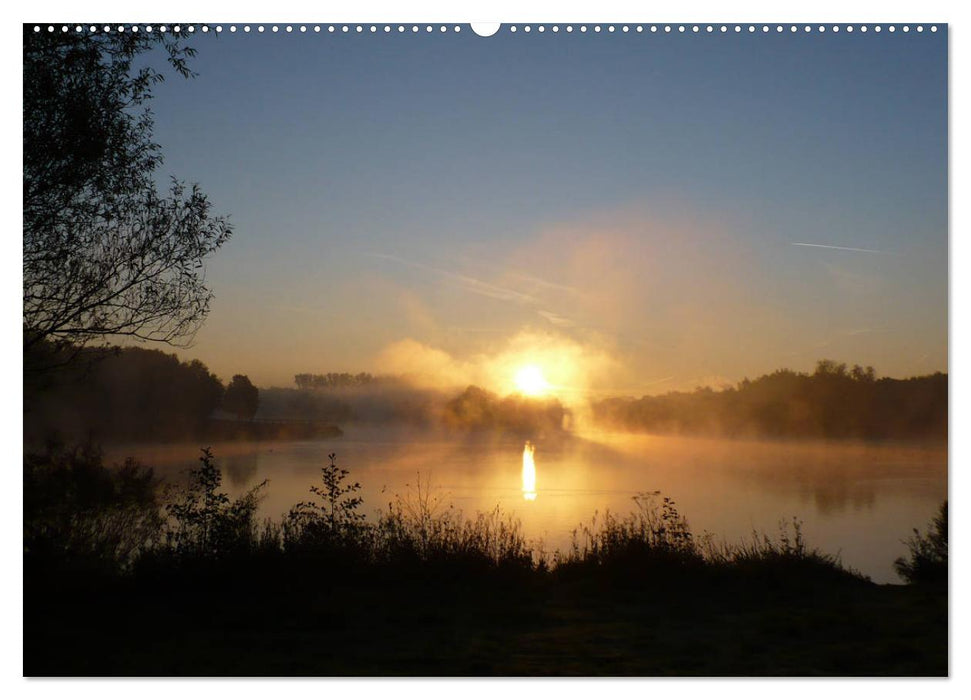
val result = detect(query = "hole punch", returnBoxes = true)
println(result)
[472,22,501,37]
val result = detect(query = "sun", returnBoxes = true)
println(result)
[514,364,550,397]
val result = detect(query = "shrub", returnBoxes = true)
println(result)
[163,447,268,560]
[24,443,163,575]
[703,517,867,586]
[374,476,532,573]
[559,492,704,576]
[283,453,369,558]
[895,502,947,585]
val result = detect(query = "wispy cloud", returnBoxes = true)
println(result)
[537,310,576,328]
[791,242,892,255]
[371,252,583,330]
[506,269,586,299]
[368,253,538,305]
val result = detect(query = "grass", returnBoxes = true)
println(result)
[23,446,947,676]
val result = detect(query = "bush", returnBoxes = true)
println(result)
[374,476,533,573]
[559,492,704,577]
[895,502,947,585]
[162,447,268,560]
[282,452,369,561]
[24,443,163,575]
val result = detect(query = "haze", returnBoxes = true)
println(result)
[143,29,946,396]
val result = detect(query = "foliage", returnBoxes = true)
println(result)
[283,453,367,555]
[560,492,703,574]
[163,447,267,559]
[443,384,570,435]
[22,445,882,589]
[23,26,231,356]
[294,372,394,390]
[895,502,948,585]
[592,361,946,440]
[24,344,225,443]
[374,475,533,571]
[223,374,260,421]
[24,443,164,573]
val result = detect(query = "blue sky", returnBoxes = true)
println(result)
[144,27,947,392]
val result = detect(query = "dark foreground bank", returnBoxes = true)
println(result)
[25,562,946,676]
[23,446,947,676]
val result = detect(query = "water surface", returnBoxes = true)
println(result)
[107,428,947,583]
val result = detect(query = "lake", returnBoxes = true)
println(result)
[106,427,947,584]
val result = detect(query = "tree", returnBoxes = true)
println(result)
[283,453,366,553]
[164,448,267,559]
[223,374,259,421]
[23,27,231,358]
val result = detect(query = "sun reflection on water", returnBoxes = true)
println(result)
[522,441,537,501]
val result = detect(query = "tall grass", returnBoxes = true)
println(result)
[24,447,875,586]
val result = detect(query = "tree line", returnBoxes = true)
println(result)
[25,343,259,444]
[592,360,947,440]
[293,372,398,390]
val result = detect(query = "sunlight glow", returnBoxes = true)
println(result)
[522,441,537,501]
[514,364,550,397]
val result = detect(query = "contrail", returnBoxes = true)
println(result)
[368,252,538,305]
[791,242,890,255]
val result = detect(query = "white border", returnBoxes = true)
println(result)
[3,0,964,698]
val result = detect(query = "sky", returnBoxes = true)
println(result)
[142,26,947,395]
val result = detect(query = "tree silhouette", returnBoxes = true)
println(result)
[223,374,259,421]
[23,27,231,359]
[895,501,947,585]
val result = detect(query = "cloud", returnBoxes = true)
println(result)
[374,329,622,403]
[537,310,576,327]
[791,242,892,255]
[368,253,537,305]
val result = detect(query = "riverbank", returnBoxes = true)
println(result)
[25,564,946,676]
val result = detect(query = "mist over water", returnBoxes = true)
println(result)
[108,428,946,584]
